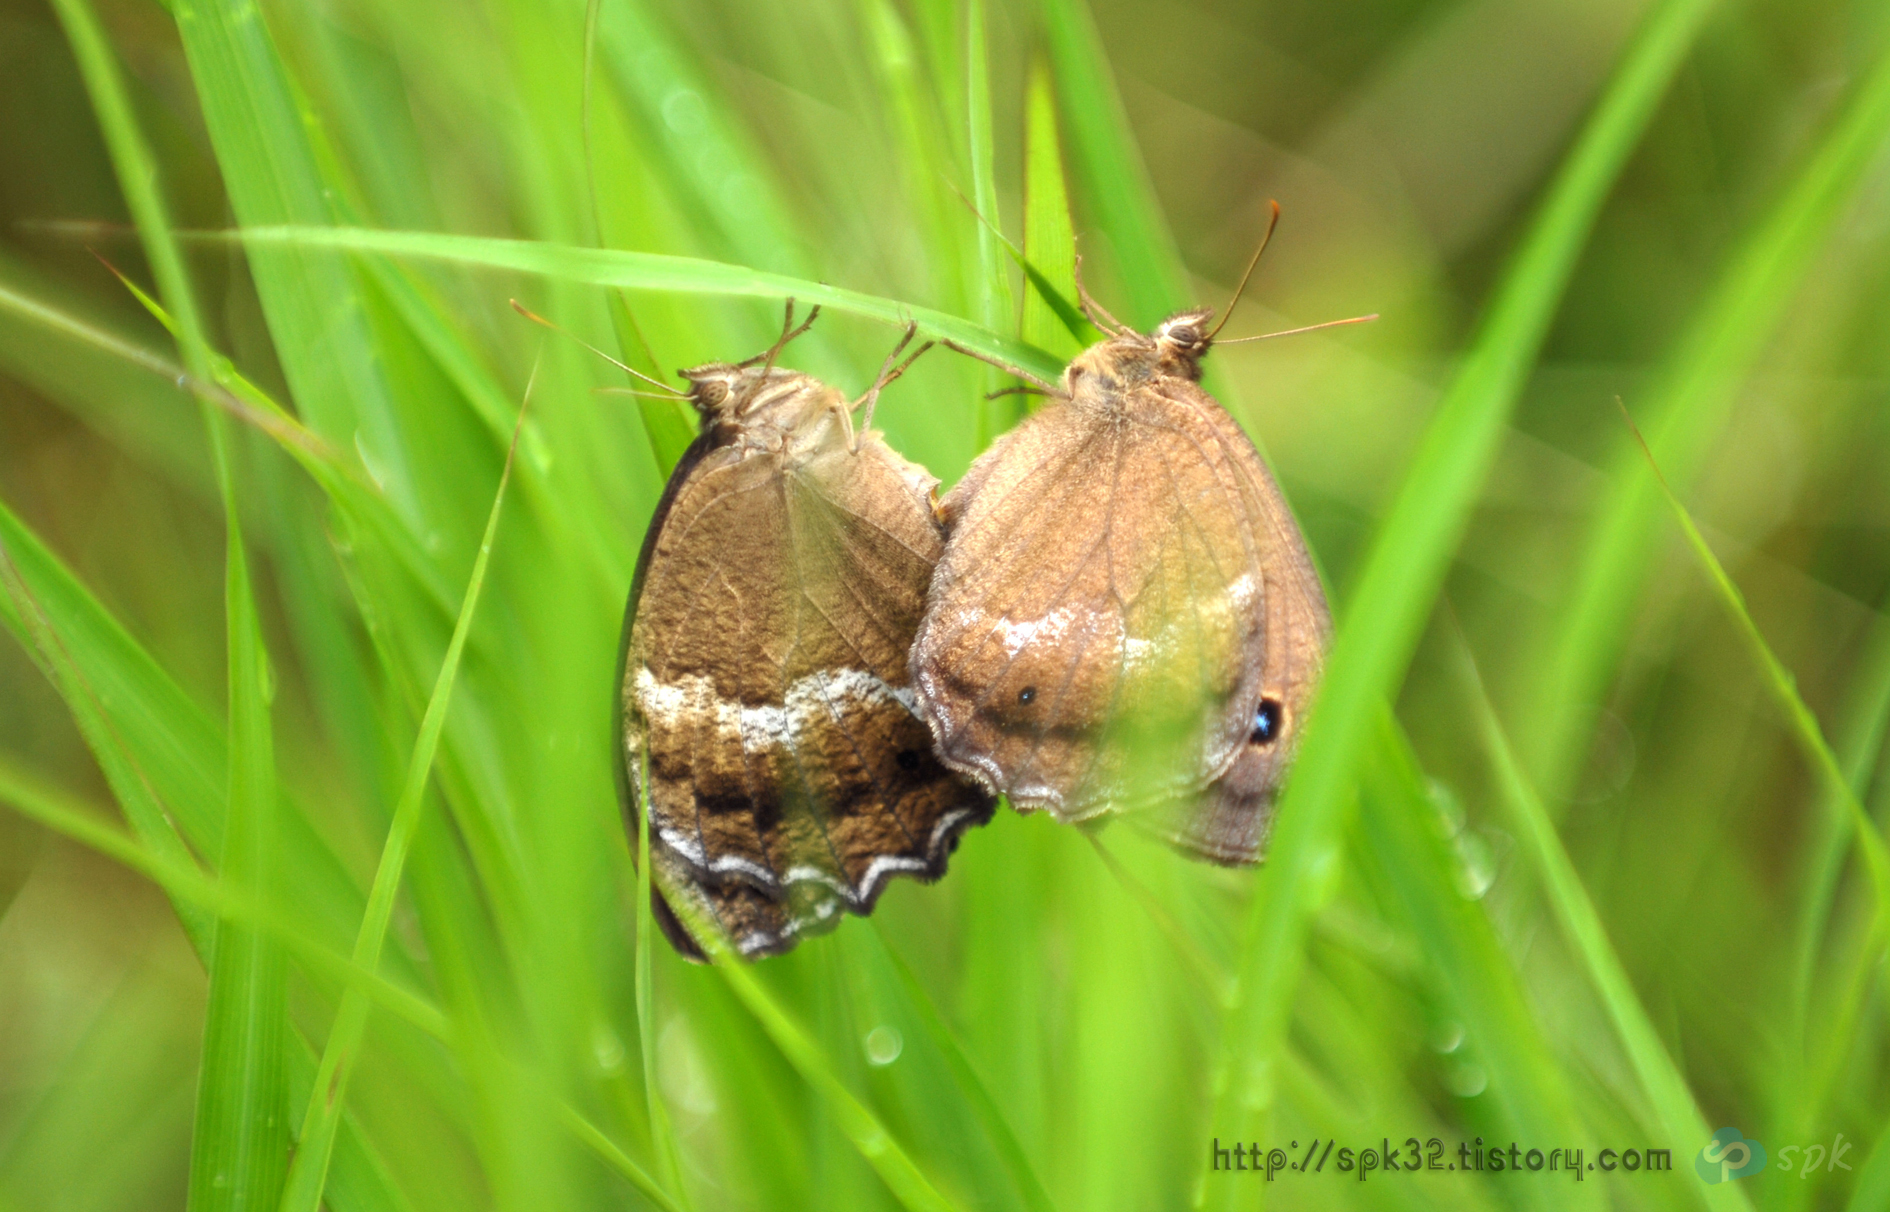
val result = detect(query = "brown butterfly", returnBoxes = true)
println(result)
[914,208,1360,864]
[617,305,994,959]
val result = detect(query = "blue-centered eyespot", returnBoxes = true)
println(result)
[1250,699,1283,745]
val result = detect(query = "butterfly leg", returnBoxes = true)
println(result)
[848,322,930,451]
[939,340,1062,394]
[739,298,824,370]
[1072,247,1131,337]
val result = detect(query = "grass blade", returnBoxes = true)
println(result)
[169,0,418,520]
[633,777,689,1206]
[221,226,1066,387]
[1020,60,1088,361]
[1037,0,1188,314]
[964,0,1009,328]
[1449,635,1737,1209]
[1526,34,1890,800]
[50,3,291,1204]
[871,924,1061,1212]
[1198,0,1720,1203]
[648,811,965,1212]
[1357,713,1581,1151]
[280,371,533,1212]
[0,753,672,1212]
[1621,406,1890,1193]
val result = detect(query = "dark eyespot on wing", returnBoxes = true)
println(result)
[1251,698,1282,745]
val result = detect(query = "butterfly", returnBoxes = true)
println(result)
[913,208,1357,863]
[617,305,994,958]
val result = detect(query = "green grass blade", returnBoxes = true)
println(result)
[187,511,289,1212]
[871,924,1061,1212]
[1198,0,1718,1202]
[1449,639,1740,1211]
[1020,60,1087,361]
[0,750,679,1212]
[631,768,690,1207]
[168,0,418,519]
[0,756,447,1042]
[951,185,1091,350]
[708,960,964,1212]
[46,0,211,383]
[0,510,427,1212]
[0,535,215,951]
[1037,0,1188,315]
[45,7,291,1203]
[219,225,1066,383]
[652,850,964,1212]
[964,0,1013,336]
[0,498,390,953]
[1622,408,1890,1173]
[588,0,807,275]
[1789,610,1890,1040]
[281,375,532,1212]
[1356,716,1582,1164]
[1622,408,1890,915]
[1525,34,1890,799]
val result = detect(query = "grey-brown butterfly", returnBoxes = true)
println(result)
[913,208,1362,863]
[613,305,994,958]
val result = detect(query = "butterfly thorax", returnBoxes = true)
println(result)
[1061,307,1220,408]
[679,363,845,450]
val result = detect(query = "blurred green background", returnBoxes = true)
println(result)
[2,0,1889,1209]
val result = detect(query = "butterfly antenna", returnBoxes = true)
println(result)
[510,299,687,397]
[1206,199,1281,342]
[1072,245,1131,337]
[595,387,706,400]
[1217,312,1378,344]
[742,298,822,370]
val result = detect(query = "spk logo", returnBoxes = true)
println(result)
[1696,1128,1766,1183]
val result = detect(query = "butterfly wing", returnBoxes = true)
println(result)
[914,385,1261,815]
[623,421,991,958]
[913,378,1329,863]
[1146,386,1331,864]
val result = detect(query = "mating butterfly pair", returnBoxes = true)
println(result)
[621,239,1337,960]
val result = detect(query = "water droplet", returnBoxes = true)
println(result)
[1453,831,1495,900]
[1426,777,1464,838]
[1443,1061,1487,1098]
[593,1026,625,1073]
[657,1018,717,1115]
[662,89,707,136]
[1429,1021,1465,1054]
[864,1025,902,1066]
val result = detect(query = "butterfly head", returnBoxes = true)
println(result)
[1150,309,1216,379]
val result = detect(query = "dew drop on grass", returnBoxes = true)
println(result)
[864,1025,902,1066]
[1453,831,1496,900]
[1426,777,1465,838]
[592,1025,625,1074]
[658,1018,718,1116]
[1429,1021,1465,1054]
[1444,1061,1487,1098]
[662,89,707,136]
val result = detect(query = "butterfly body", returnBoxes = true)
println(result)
[913,313,1330,864]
